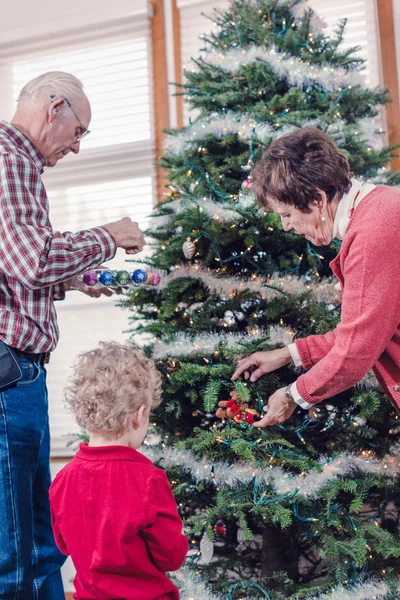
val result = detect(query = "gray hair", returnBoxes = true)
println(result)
[17,71,85,106]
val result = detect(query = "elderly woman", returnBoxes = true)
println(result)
[232,128,400,428]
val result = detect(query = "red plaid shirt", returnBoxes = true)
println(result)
[0,121,117,352]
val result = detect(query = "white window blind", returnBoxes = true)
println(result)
[308,0,382,88]
[12,38,152,148]
[177,0,382,125]
[177,0,229,124]
[5,24,156,457]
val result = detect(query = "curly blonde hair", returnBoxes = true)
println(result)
[64,342,162,438]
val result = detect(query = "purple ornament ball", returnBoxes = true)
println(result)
[83,271,98,286]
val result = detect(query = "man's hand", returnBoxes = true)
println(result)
[64,275,124,298]
[231,348,293,382]
[102,217,146,255]
[253,387,297,428]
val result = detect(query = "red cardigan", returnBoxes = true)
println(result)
[49,444,188,600]
[295,185,400,411]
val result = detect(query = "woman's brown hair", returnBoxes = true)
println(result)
[252,128,352,211]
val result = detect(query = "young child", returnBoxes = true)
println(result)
[49,342,188,600]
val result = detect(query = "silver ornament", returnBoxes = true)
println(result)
[199,533,214,564]
[182,237,196,260]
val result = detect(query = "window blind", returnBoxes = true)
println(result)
[308,0,382,88]
[177,0,229,124]
[7,27,155,457]
[177,0,382,125]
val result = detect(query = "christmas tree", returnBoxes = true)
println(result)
[122,1,400,598]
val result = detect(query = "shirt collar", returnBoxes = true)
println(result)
[0,121,46,173]
[77,442,154,464]
[332,178,376,240]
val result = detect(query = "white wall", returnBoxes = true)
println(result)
[0,0,149,44]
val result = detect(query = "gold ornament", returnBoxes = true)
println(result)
[182,237,196,260]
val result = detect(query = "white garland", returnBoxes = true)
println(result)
[148,193,258,231]
[159,266,339,304]
[164,112,384,158]
[164,112,306,156]
[173,566,223,600]
[191,45,363,91]
[304,581,389,600]
[152,327,293,359]
[140,446,399,496]
[174,566,389,600]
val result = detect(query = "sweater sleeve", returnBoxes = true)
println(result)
[294,330,337,369]
[143,469,188,572]
[296,201,400,404]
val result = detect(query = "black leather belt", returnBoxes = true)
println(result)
[12,348,50,366]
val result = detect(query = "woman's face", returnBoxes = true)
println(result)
[268,194,337,246]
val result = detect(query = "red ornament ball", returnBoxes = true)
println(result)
[214,520,227,538]
[241,177,253,190]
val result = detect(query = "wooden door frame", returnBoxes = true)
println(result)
[377,0,400,170]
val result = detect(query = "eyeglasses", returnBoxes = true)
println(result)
[50,95,90,142]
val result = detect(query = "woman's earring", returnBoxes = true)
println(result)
[321,215,326,222]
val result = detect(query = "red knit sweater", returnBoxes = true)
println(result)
[295,185,400,410]
[49,444,188,600]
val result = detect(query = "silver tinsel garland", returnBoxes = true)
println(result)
[164,112,384,157]
[140,446,399,496]
[152,327,293,359]
[174,566,390,600]
[159,266,339,304]
[191,45,363,91]
[147,192,258,231]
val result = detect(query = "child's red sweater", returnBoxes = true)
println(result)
[49,443,188,600]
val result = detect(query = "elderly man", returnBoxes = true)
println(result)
[0,71,145,599]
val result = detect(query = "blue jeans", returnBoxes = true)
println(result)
[0,358,66,599]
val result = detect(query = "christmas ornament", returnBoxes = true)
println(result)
[241,176,253,190]
[199,533,214,564]
[132,269,147,284]
[99,270,115,286]
[236,527,246,553]
[215,391,260,426]
[213,520,227,538]
[182,237,196,260]
[235,408,260,425]
[83,271,98,286]
[79,269,161,289]
[116,270,130,285]
[152,272,161,286]
[216,391,247,421]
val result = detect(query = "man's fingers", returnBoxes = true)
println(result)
[125,247,143,255]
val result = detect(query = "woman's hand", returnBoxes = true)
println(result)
[231,347,293,382]
[253,387,297,427]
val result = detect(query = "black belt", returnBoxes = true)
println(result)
[12,348,50,366]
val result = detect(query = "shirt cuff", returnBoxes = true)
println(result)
[288,343,302,367]
[52,282,66,301]
[90,226,118,263]
[291,382,313,410]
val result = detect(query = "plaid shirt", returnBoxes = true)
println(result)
[0,121,117,353]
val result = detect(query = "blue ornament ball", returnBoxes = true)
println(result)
[132,269,147,284]
[99,270,115,286]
